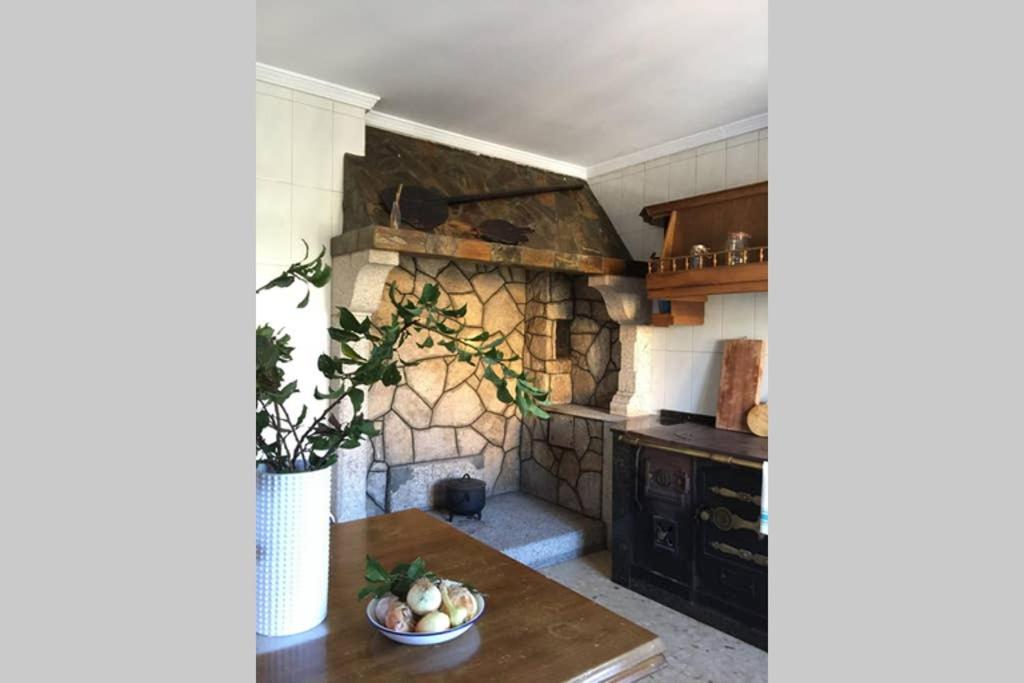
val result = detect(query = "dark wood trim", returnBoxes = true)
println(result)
[640,182,768,225]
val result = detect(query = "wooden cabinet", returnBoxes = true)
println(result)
[612,433,767,650]
[642,182,768,325]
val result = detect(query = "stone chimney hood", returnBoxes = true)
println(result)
[331,128,643,276]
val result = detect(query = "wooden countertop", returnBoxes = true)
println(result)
[610,414,767,463]
[257,509,665,682]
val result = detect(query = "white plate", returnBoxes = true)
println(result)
[366,593,485,646]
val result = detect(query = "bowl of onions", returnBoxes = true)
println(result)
[359,556,485,646]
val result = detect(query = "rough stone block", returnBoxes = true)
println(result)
[549,414,574,449]
[412,427,458,461]
[432,383,485,427]
[403,357,447,406]
[521,459,557,503]
[577,472,602,519]
[393,385,432,428]
[383,413,413,464]
[387,456,484,511]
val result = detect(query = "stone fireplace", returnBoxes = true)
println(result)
[327,127,653,529]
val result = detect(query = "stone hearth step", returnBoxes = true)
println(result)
[429,491,605,569]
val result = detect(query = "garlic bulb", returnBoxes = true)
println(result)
[374,594,399,624]
[447,585,478,621]
[405,577,442,616]
[384,602,415,632]
[414,610,451,633]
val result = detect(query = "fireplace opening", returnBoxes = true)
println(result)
[555,319,571,359]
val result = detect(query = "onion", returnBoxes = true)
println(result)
[384,602,415,632]
[440,583,469,626]
[447,585,478,621]
[414,610,451,633]
[406,577,442,616]
[373,594,399,624]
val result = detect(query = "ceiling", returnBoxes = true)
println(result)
[257,1,767,169]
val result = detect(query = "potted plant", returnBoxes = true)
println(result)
[256,244,549,636]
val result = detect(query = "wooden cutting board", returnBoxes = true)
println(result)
[716,339,765,433]
[747,403,768,437]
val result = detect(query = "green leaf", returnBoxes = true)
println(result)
[365,555,390,582]
[382,362,401,386]
[349,388,364,414]
[418,283,440,306]
[317,354,335,375]
[339,343,365,362]
[440,304,468,318]
[297,289,310,309]
[467,331,490,342]
[407,557,427,580]
[338,307,360,331]
[496,383,514,403]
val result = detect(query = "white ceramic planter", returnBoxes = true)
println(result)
[256,464,332,636]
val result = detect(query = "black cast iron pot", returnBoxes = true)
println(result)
[444,473,486,521]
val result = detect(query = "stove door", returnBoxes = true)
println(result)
[632,449,694,586]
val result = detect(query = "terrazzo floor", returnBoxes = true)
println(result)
[540,552,767,682]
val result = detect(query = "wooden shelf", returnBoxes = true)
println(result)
[331,225,647,276]
[647,262,767,300]
[641,182,768,325]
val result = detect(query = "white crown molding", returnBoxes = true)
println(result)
[256,63,381,111]
[365,111,588,180]
[586,112,769,178]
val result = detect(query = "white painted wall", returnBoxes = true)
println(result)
[255,79,367,422]
[589,128,769,415]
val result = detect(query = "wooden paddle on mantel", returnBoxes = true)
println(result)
[379,182,584,231]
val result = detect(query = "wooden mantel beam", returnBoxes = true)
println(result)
[331,226,647,276]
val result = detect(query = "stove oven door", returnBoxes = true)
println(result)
[633,449,694,587]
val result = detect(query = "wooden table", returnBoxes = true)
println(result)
[257,509,665,682]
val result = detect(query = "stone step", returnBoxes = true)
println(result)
[429,491,606,569]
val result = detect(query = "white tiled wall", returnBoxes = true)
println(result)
[590,128,769,416]
[256,80,367,419]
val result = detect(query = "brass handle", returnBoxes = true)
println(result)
[711,541,767,567]
[710,486,761,506]
[699,507,760,534]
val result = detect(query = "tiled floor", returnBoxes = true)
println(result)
[540,552,767,682]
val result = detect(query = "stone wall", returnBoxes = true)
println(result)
[569,278,621,408]
[364,255,526,512]
[519,409,607,519]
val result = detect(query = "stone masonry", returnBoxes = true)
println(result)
[365,255,526,512]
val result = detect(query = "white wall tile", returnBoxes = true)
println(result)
[754,292,768,339]
[333,113,366,192]
[726,142,759,188]
[256,93,292,182]
[256,180,291,265]
[292,102,333,190]
[294,91,333,111]
[721,293,757,340]
[333,101,365,118]
[256,80,293,100]
[663,351,694,412]
[757,138,769,182]
[726,131,759,147]
[651,349,668,409]
[692,295,724,352]
[695,149,726,195]
[758,128,768,139]
[291,186,336,261]
[691,352,723,416]
[668,157,696,199]
[593,177,621,226]
[643,164,670,205]
[696,141,726,155]
[664,324,693,351]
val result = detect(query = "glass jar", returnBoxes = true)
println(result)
[689,244,709,270]
[725,232,751,266]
